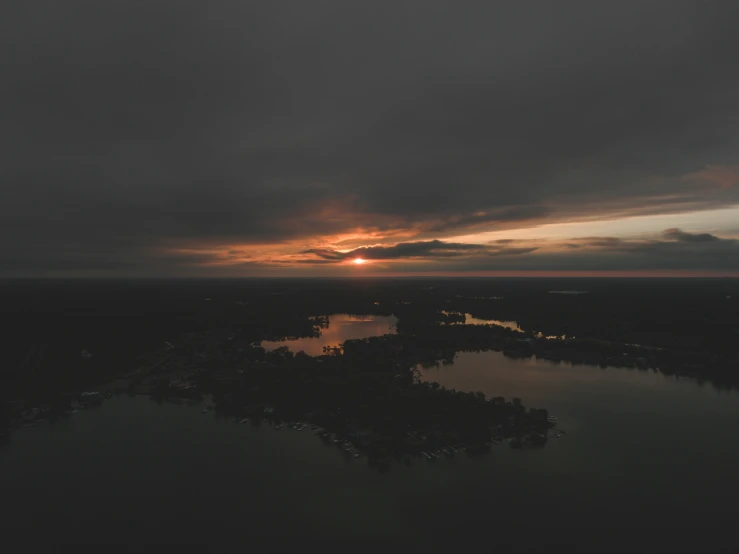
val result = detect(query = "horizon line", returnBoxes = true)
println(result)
[2,271,739,280]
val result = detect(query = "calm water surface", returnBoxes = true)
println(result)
[466,314,521,330]
[261,313,397,356]
[2,350,739,551]
[444,311,569,339]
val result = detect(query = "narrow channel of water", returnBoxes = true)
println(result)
[261,314,397,356]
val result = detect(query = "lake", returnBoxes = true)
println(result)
[2,352,739,550]
[261,313,397,356]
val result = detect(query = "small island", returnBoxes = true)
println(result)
[146,331,555,470]
[2,319,556,470]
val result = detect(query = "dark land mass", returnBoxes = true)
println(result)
[2,278,737,461]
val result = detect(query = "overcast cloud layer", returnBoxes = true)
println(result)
[2,1,739,276]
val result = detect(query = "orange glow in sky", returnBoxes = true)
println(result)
[353,258,366,265]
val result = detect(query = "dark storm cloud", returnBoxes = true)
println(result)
[575,229,734,254]
[429,229,739,273]
[290,229,738,273]
[303,240,485,261]
[662,228,720,243]
[3,1,739,274]
[301,240,537,263]
[580,229,739,271]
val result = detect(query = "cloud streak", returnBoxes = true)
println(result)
[300,240,537,263]
[149,229,739,277]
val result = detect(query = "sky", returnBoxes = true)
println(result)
[2,1,739,277]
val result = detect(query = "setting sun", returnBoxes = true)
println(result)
[353,258,366,265]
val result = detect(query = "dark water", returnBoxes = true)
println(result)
[417,352,739,550]
[261,313,397,356]
[442,309,522,330]
[443,311,567,338]
[2,349,739,550]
